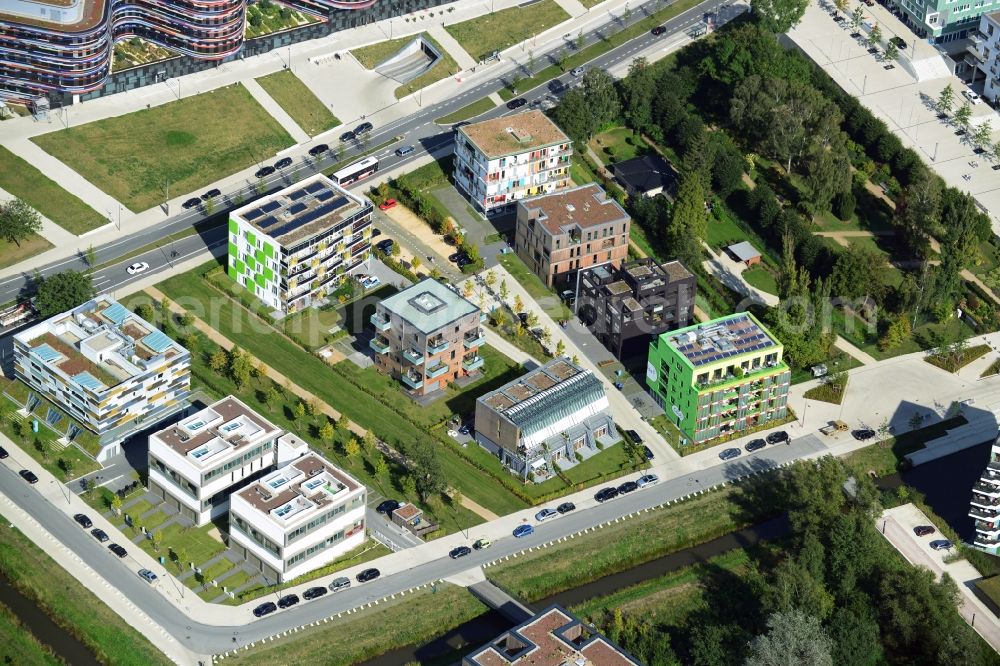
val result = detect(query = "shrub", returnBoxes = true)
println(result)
[833,191,856,221]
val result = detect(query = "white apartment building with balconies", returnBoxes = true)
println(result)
[229,452,367,583]
[453,110,573,213]
[147,396,284,526]
[971,11,1000,103]
[971,435,1000,553]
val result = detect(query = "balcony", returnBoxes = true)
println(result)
[369,337,390,354]
[401,372,424,390]
[976,519,1000,534]
[370,313,391,332]
[975,535,1000,549]
[463,330,486,348]
[427,336,449,354]
[402,348,425,365]
[463,355,484,372]
[426,361,449,379]
[975,481,1000,496]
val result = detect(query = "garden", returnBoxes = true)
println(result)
[255,70,339,137]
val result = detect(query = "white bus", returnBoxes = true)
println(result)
[332,156,379,186]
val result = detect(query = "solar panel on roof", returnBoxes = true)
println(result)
[288,203,307,215]
[32,343,61,363]
[142,330,174,354]
[288,189,309,201]
[260,201,281,214]
[305,181,326,194]
[315,190,334,202]
[270,202,339,238]
[73,371,105,391]
[328,196,348,209]
[257,216,279,229]
[102,302,131,325]
[244,208,265,221]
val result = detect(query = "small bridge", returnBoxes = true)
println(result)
[469,580,535,624]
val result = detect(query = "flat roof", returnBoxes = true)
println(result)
[459,110,570,159]
[235,452,363,528]
[231,174,368,247]
[378,278,480,335]
[464,606,638,666]
[665,313,779,368]
[15,295,185,394]
[151,395,281,463]
[519,184,629,235]
[727,241,760,262]
[480,358,588,414]
[0,0,105,31]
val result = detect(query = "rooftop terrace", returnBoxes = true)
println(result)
[151,396,280,464]
[665,313,779,368]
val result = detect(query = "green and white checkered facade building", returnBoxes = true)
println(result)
[227,174,374,314]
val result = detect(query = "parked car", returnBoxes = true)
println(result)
[201,188,221,200]
[556,502,576,514]
[376,499,400,515]
[637,474,659,488]
[254,165,275,179]
[18,469,38,484]
[362,276,381,290]
[651,26,666,35]
[329,576,351,592]
[535,508,558,522]
[571,66,585,76]
[182,197,202,209]
[73,513,93,528]
[595,487,619,503]
[449,546,472,559]
[375,239,394,254]
[340,130,356,142]
[0,446,7,459]
[766,431,790,445]
[108,543,127,558]
[963,89,982,105]
[745,438,766,453]
[138,569,158,583]
[253,602,277,617]
[274,157,293,170]
[890,35,907,50]
[357,567,380,583]
[914,525,936,537]
[371,228,382,238]
[379,198,398,211]
[625,429,642,444]
[930,539,954,551]
[354,122,374,135]
[277,594,300,609]
[473,538,492,550]
[852,429,876,441]
[126,262,149,275]
[506,98,527,110]
[91,528,109,543]
[459,424,471,435]
[395,145,415,157]
[529,98,542,107]
[513,524,534,538]
[303,586,327,600]
[618,480,639,494]
[719,448,741,461]
[643,446,655,461]
[308,143,329,156]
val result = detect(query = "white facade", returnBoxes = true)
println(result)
[971,436,1000,553]
[974,12,1000,102]
[229,452,366,582]
[147,396,283,526]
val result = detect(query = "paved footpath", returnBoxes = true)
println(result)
[240,80,310,144]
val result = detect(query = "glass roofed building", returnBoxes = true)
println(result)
[227,173,373,315]
[473,358,620,482]
[12,295,191,461]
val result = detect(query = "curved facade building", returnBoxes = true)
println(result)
[0,0,376,103]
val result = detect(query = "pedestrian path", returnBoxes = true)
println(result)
[427,24,478,71]
[241,80,311,144]
[834,335,878,366]
[0,185,81,244]
[554,0,589,16]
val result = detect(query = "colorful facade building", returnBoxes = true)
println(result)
[370,278,485,396]
[514,183,631,289]
[453,110,572,213]
[227,173,373,315]
[646,313,790,444]
[12,295,191,461]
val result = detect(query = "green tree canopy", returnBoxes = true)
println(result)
[34,270,94,317]
[0,198,42,248]
[750,0,810,34]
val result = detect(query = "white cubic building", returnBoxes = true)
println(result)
[147,396,284,526]
[971,12,1000,103]
[230,452,367,583]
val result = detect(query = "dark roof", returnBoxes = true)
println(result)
[611,155,678,194]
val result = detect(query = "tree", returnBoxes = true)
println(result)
[362,430,376,451]
[526,50,535,75]
[344,438,361,458]
[84,245,97,269]
[850,5,864,31]
[671,174,709,240]
[879,315,911,351]
[466,243,480,263]
[762,559,834,621]
[135,303,155,323]
[829,245,885,303]
[294,401,306,422]
[408,443,445,501]
[751,0,809,33]
[803,138,852,213]
[319,421,335,444]
[746,610,833,666]
[0,199,42,248]
[883,39,898,63]
[336,413,349,432]
[499,280,509,302]
[228,346,254,389]
[555,339,566,356]
[866,23,882,49]
[34,270,94,317]
[972,119,994,150]
[34,437,48,461]
[150,530,162,552]
[937,83,955,115]
[575,29,585,50]
[209,349,228,373]
[411,256,421,271]
[549,88,593,141]
[485,270,497,288]
[513,294,524,313]
[374,455,389,479]
[993,140,1000,165]
[111,493,123,516]
[264,385,281,412]
[833,0,847,12]
[582,69,621,130]
[954,102,973,133]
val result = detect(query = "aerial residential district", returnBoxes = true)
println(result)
[6,0,1000,664]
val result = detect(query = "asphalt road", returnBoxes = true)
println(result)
[0,0,739,307]
[0,432,823,656]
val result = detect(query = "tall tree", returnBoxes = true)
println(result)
[581,69,621,130]
[829,244,886,304]
[549,88,593,141]
[228,346,254,389]
[937,83,955,115]
[619,57,656,133]
[34,270,94,317]
[972,119,994,150]
[802,137,852,212]
[954,102,973,133]
[671,174,709,241]
[0,199,42,248]
[751,0,809,34]
[746,610,833,666]
[894,166,942,255]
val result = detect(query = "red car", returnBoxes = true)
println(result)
[914,525,936,537]
[379,199,397,211]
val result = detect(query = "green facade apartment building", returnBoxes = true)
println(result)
[228,174,374,314]
[646,313,790,444]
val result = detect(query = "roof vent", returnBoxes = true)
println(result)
[508,127,533,143]
[565,204,575,213]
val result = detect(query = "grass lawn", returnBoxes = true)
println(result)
[0,390,100,482]
[975,575,1000,611]
[589,127,648,165]
[705,207,751,250]
[0,602,61,666]
[924,344,990,373]
[832,306,979,362]
[789,350,860,384]
[577,0,606,7]
[351,33,460,99]
[741,265,778,295]
[497,252,572,321]
[570,152,598,185]
[32,85,294,212]
[0,513,173,666]
[224,584,486,665]
[444,0,570,62]
[0,234,52,271]
[0,145,105,234]
[255,70,339,137]
[802,372,848,405]
[435,97,497,124]
[842,415,967,477]
[488,480,783,602]
[982,357,1000,378]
